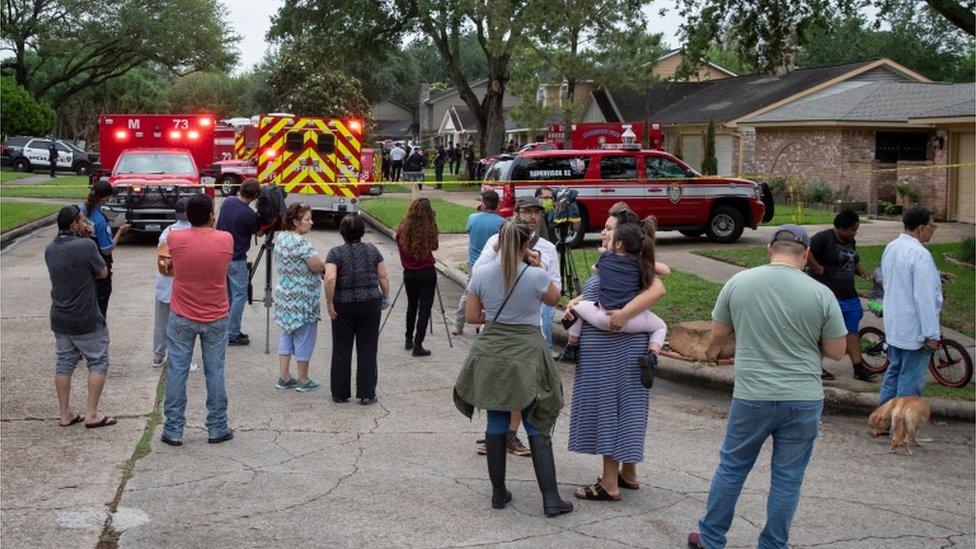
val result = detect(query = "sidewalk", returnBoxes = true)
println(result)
[361,209,975,420]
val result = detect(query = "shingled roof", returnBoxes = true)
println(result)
[745,82,975,125]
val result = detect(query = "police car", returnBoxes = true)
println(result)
[1,136,95,175]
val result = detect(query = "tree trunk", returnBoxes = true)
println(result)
[481,78,507,158]
[924,0,975,35]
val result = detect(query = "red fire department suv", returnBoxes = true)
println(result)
[485,147,774,245]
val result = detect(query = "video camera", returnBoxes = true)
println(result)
[256,184,287,233]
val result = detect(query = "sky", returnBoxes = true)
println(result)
[223,0,686,74]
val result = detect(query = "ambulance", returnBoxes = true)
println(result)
[93,113,216,232]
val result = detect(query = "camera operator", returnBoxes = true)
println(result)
[216,179,262,346]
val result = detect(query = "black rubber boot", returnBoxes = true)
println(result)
[527,434,574,517]
[485,434,512,509]
[404,337,414,350]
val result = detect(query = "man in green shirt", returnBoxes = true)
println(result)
[689,224,847,549]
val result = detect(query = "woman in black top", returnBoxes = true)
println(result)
[324,215,391,405]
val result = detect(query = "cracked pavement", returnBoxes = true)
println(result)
[1,215,974,548]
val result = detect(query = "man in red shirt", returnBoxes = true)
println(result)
[160,194,235,446]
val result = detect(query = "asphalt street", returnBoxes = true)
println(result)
[1,217,973,548]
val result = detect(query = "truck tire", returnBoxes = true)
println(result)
[219,174,240,197]
[74,161,91,175]
[11,157,30,172]
[679,229,704,238]
[706,206,745,243]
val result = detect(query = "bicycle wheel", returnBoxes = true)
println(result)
[929,339,974,388]
[858,327,889,374]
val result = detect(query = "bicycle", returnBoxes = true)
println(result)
[858,326,973,388]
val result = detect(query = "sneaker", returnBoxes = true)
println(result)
[506,435,531,457]
[152,357,165,368]
[557,343,579,364]
[228,334,250,346]
[208,429,234,444]
[412,344,431,357]
[275,376,299,390]
[452,325,464,336]
[295,379,320,392]
[687,532,704,548]
[821,368,836,381]
[475,438,487,455]
[189,362,200,372]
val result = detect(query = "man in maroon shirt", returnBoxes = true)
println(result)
[160,194,235,446]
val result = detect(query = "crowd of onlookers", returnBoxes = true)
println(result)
[43,172,944,546]
[379,137,479,186]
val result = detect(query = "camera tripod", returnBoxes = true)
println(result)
[555,222,582,297]
[378,276,454,348]
[247,232,275,354]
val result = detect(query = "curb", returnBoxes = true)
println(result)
[360,210,973,422]
[655,356,975,422]
[0,212,57,249]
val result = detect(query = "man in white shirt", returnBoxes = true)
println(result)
[388,143,406,182]
[877,206,942,405]
[473,195,561,346]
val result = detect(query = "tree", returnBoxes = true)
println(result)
[1,0,239,109]
[797,10,975,81]
[0,76,55,137]
[671,0,975,77]
[701,118,717,175]
[266,41,371,123]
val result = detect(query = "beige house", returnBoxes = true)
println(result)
[370,100,414,141]
[651,49,738,82]
[418,79,522,145]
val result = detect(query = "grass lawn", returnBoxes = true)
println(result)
[0,174,90,199]
[762,204,869,226]
[861,381,975,401]
[566,245,722,323]
[0,200,61,232]
[0,169,35,183]
[695,242,975,338]
[359,197,476,234]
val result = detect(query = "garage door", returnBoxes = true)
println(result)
[956,132,974,223]
[715,134,733,176]
[681,135,702,172]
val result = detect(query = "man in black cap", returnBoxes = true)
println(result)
[45,205,117,429]
[688,224,847,549]
[48,141,58,178]
[81,180,129,318]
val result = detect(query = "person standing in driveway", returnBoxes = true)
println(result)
[81,180,129,319]
[389,142,406,182]
[396,198,439,357]
[45,205,115,429]
[48,141,58,178]
[160,194,235,447]
[434,142,447,189]
[877,206,942,405]
[216,179,260,346]
[452,190,504,336]
[806,209,876,382]
[688,225,847,549]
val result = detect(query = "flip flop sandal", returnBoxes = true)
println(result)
[599,475,640,490]
[575,483,621,501]
[59,414,83,427]
[85,416,117,429]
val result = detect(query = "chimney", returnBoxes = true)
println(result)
[419,82,431,136]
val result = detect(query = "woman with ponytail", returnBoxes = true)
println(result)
[453,219,573,518]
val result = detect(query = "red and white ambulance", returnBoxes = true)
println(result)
[93,113,216,232]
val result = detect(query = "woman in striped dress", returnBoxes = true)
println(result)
[567,209,666,501]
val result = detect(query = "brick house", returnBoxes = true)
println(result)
[739,82,975,222]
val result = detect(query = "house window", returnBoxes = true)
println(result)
[875,132,928,163]
[536,87,545,106]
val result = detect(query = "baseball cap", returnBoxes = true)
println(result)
[770,224,810,247]
[91,180,113,198]
[515,196,543,211]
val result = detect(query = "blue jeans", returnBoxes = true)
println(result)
[699,398,823,549]
[878,345,929,405]
[540,303,555,349]
[486,410,540,437]
[226,259,248,340]
[163,313,230,441]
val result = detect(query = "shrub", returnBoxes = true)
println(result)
[806,182,833,204]
[958,237,976,264]
[0,77,56,137]
[894,181,920,204]
[764,177,789,202]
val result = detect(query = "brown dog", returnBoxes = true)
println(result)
[868,396,931,455]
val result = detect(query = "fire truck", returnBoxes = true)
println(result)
[545,122,665,150]
[254,114,368,219]
[93,114,216,232]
